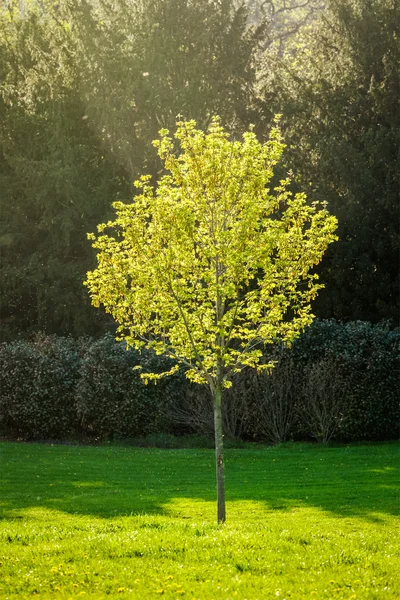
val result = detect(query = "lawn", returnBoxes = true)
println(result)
[0,441,398,599]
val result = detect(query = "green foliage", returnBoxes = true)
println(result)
[1,0,398,340]
[1,0,398,338]
[0,322,397,443]
[1,441,399,598]
[258,0,400,322]
[76,334,171,439]
[70,0,262,177]
[182,320,399,444]
[86,118,337,389]
[291,320,400,441]
[0,2,127,340]
[0,336,82,439]
[1,0,261,341]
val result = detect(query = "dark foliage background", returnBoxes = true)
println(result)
[1,322,398,443]
[0,2,398,444]
[1,0,399,341]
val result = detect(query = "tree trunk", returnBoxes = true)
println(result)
[213,382,226,524]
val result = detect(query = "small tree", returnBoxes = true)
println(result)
[300,357,349,443]
[253,355,298,444]
[85,118,337,523]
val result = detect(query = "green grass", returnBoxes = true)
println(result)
[0,441,399,599]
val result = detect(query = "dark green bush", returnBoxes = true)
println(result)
[75,334,181,438]
[1,321,398,443]
[0,336,81,439]
[291,321,400,441]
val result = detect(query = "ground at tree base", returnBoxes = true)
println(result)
[0,442,398,599]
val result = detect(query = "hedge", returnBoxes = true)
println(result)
[75,333,185,438]
[0,321,398,442]
[0,335,82,439]
[290,321,400,441]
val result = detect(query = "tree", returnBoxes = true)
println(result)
[68,0,263,180]
[0,0,129,340]
[85,118,337,522]
[0,0,264,340]
[257,0,400,323]
[86,119,337,522]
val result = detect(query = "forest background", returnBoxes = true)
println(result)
[1,0,398,342]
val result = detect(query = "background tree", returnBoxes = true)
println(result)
[68,0,263,178]
[0,1,129,340]
[2,0,397,340]
[85,118,337,522]
[257,0,400,323]
[0,0,264,340]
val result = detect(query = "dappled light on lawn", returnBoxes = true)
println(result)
[0,441,399,599]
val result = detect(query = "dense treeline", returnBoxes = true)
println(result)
[259,0,400,323]
[0,0,399,341]
[1,322,399,442]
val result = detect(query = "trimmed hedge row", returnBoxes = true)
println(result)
[0,336,82,439]
[0,322,398,442]
[75,334,188,438]
[290,321,400,441]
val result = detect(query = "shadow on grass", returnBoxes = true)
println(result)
[0,441,398,522]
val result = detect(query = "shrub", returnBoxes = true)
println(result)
[299,356,350,443]
[1,321,397,443]
[164,377,253,441]
[336,323,399,441]
[291,320,400,441]
[76,334,176,438]
[250,355,298,443]
[0,335,81,439]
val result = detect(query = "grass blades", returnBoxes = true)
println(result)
[0,442,399,599]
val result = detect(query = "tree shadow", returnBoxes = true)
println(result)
[0,442,398,522]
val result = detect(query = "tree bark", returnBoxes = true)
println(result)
[213,382,226,524]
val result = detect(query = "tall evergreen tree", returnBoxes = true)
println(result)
[258,0,400,322]
[0,0,263,339]
[0,2,127,339]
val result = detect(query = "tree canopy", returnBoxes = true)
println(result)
[87,119,338,385]
[86,118,337,521]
